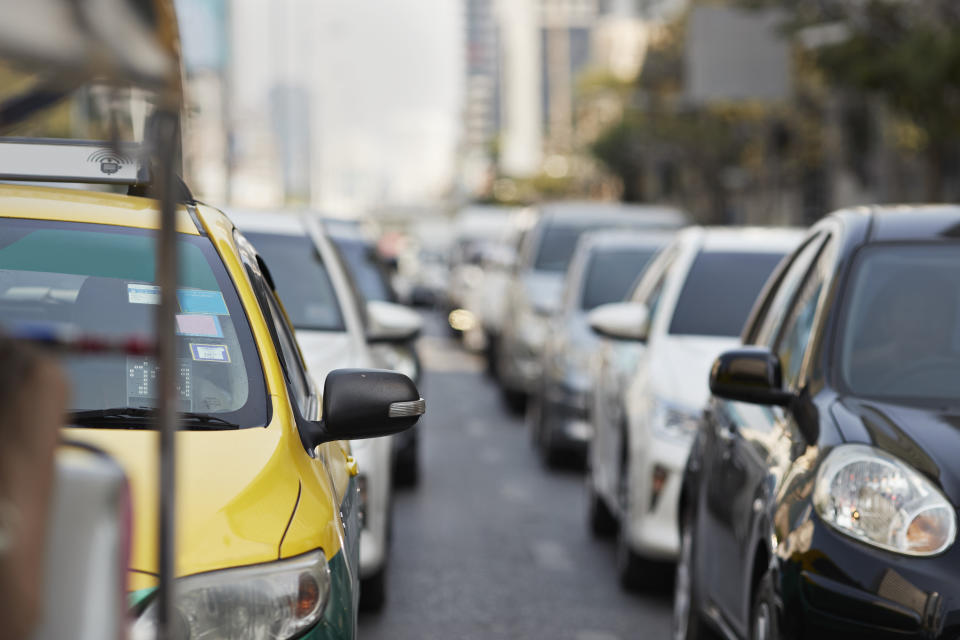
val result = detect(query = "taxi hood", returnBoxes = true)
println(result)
[64,423,302,590]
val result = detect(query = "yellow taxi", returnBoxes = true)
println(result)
[0,183,423,639]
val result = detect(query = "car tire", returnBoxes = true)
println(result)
[588,482,617,537]
[673,510,715,640]
[750,569,781,640]
[502,387,527,414]
[360,566,387,612]
[393,447,419,488]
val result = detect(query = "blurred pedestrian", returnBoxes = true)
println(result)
[0,338,69,640]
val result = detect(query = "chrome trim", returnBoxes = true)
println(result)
[388,398,426,418]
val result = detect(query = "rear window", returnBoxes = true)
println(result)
[0,218,268,427]
[243,232,345,332]
[669,251,784,337]
[329,235,395,303]
[581,247,659,310]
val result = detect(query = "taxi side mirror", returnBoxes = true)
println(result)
[298,369,425,450]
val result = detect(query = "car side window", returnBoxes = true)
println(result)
[774,238,835,389]
[751,234,826,348]
[235,231,313,416]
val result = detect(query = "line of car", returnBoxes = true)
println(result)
[0,182,425,638]
[445,202,960,639]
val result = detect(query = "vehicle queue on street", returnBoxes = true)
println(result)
[451,201,960,640]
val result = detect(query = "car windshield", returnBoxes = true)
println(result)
[534,219,660,273]
[839,244,960,404]
[581,247,659,310]
[0,218,267,427]
[243,232,346,332]
[669,251,785,337]
[329,235,395,302]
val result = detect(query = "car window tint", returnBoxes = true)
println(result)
[774,240,833,388]
[580,247,659,310]
[752,236,825,347]
[262,283,312,414]
[0,219,268,426]
[243,232,345,332]
[668,251,786,337]
[839,244,960,403]
[330,235,395,303]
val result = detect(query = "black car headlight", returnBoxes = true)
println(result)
[131,550,331,639]
[813,444,956,556]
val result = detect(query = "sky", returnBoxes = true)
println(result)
[220,0,463,213]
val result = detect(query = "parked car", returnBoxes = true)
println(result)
[323,218,423,485]
[528,229,674,466]
[230,210,421,610]
[0,184,423,639]
[676,207,960,640]
[587,226,802,590]
[496,202,687,412]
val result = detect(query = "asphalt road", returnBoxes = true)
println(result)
[358,312,673,640]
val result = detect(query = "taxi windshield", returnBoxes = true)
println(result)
[0,218,268,428]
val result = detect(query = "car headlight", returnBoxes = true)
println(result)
[650,399,700,440]
[131,550,331,640]
[813,444,957,556]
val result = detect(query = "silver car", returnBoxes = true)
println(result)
[495,202,686,412]
[528,230,674,465]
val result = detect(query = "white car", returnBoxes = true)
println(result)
[586,226,803,590]
[230,210,421,609]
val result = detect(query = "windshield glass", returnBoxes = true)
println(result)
[0,219,267,427]
[669,251,784,337]
[329,235,395,303]
[581,247,659,310]
[243,232,345,332]
[839,244,960,403]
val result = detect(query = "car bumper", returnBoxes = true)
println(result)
[776,512,960,639]
[542,382,593,454]
[497,341,542,394]
[624,433,692,561]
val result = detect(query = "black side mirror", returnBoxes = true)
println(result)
[709,347,794,406]
[298,368,425,450]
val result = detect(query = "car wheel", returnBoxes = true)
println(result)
[673,510,714,640]
[502,387,527,414]
[393,447,419,488]
[588,481,617,537]
[360,566,387,612]
[750,569,781,640]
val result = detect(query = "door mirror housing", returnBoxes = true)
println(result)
[709,347,794,406]
[298,368,425,449]
[366,300,422,343]
[588,302,650,342]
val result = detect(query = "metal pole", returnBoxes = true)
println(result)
[153,108,181,640]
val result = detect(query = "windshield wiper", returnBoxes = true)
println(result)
[70,407,239,429]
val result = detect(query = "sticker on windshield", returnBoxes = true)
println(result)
[128,283,160,305]
[178,289,229,315]
[176,314,223,338]
[190,343,230,363]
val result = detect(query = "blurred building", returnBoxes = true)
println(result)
[461,0,502,196]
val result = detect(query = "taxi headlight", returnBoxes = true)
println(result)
[132,550,331,640]
[813,445,956,556]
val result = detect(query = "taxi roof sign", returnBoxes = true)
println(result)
[0,137,148,185]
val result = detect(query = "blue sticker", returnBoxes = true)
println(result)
[178,289,229,315]
[190,343,230,363]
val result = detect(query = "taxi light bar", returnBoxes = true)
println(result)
[0,137,148,185]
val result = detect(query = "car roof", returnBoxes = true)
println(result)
[679,226,806,253]
[577,228,676,252]
[226,209,308,236]
[0,183,200,234]
[537,201,687,227]
[854,205,960,243]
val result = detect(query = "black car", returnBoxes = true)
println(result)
[676,206,960,640]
